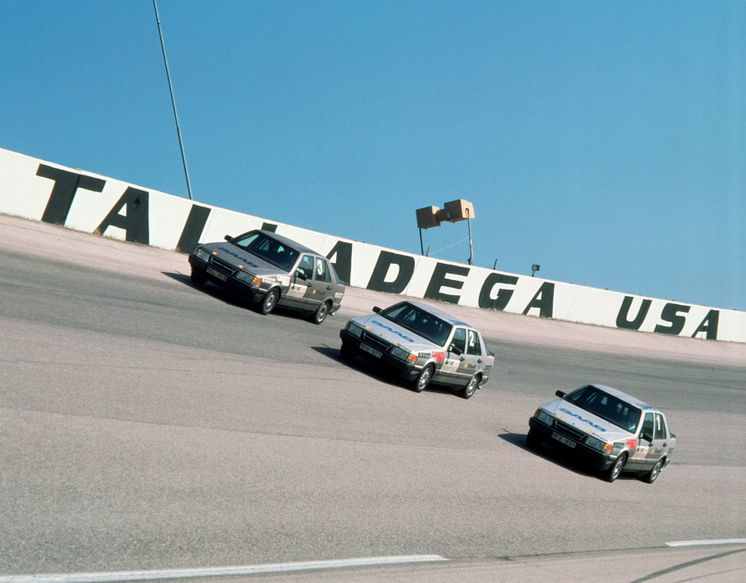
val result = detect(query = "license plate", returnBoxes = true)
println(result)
[360,343,382,358]
[551,432,577,448]
[206,267,228,282]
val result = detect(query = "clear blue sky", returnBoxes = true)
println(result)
[2,1,744,311]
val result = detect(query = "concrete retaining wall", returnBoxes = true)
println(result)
[2,147,743,342]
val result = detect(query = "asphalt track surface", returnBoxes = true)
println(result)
[1,216,745,581]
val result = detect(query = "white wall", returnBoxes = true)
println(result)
[2,147,743,342]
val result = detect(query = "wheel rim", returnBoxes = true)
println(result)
[418,368,432,391]
[316,303,328,323]
[264,290,278,312]
[650,461,661,481]
[465,377,477,396]
[611,458,624,480]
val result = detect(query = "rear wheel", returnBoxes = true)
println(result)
[460,374,480,399]
[604,453,627,482]
[259,288,279,315]
[311,300,331,325]
[642,458,663,484]
[413,365,434,393]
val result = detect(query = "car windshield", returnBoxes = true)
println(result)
[565,385,642,432]
[231,231,299,272]
[379,302,453,346]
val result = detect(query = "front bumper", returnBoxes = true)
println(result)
[528,417,616,470]
[339,329,421,381]
[189,255,265,303]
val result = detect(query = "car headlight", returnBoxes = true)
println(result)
[195,248,210,262]
[236,271,262,286]
[346,322,364,338]
[537,409,555,426]
[585,435,607,451]
[392,346,417,363]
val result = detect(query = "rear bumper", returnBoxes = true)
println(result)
[528,417,616,470]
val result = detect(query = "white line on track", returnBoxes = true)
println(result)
[666,539,746,547]
[0,555,449,583]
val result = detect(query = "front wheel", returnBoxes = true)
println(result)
[190,270,207,286]
[310,301,331,325]
[604,453,627,483]
[526,428,542,449]
[641,458,663,484]
[259,288,279,315]
[460,374,480,399]
[413,365,434,393]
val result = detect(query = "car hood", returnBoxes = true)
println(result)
[202,242,289,276]
[351,314,440,352]
[540,398,633,441]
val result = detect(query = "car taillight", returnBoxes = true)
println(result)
[431,351,445,363]
[625,438,637,450]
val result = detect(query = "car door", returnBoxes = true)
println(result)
[437,326,468,386]
[648,413,671,463]
[627,412,655,470]
[284,253,315,308]
[459,329,485,380]
[299,256,331,312]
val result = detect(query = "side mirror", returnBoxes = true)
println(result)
[449,344,463,356]
[224,235,233,242]
[640,431,653,443]
[295,270,308,281]
[372,306,381,314]
[555,390,566,398]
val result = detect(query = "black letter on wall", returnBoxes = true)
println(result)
[367,251,415,294]
[37,164,106,225]
[616,296,652,330]
[95,187,150,245]
[326,240,353,285]
[425,263,470,304]
[176,205,212,253]
[691,310,719,340]
[654,303,690,335]
[478,272,518,311]
[522,282,555,318]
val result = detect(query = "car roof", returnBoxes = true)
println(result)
[587,383,654,410]
[403,301,472,327]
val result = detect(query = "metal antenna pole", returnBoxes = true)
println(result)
[153,0,194,200]
[466,208,474,265]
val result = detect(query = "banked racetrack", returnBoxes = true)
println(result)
[1,215,745,582]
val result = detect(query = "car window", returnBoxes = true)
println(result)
[234,231,299,272]
[297,255,314,279]
[450,328,466,354]
[654,413,667,440]
[566,385,642,432]
[380,302,453,346]
[466,330,482,356]
[314,257,331,282]
[641,413,654,438]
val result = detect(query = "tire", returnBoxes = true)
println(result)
[310,301,331,325]
[460,374,480,399]
[641,458,663,484]
[526,428,542,449]
[339,344,356,362]
[413,365,435,393]
[604,453,627,483]
[259,288,280,315]
[190,270,207,286]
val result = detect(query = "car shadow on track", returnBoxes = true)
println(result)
[498,431,636,481]
[163,271,310,322]
[310,345,461,398]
